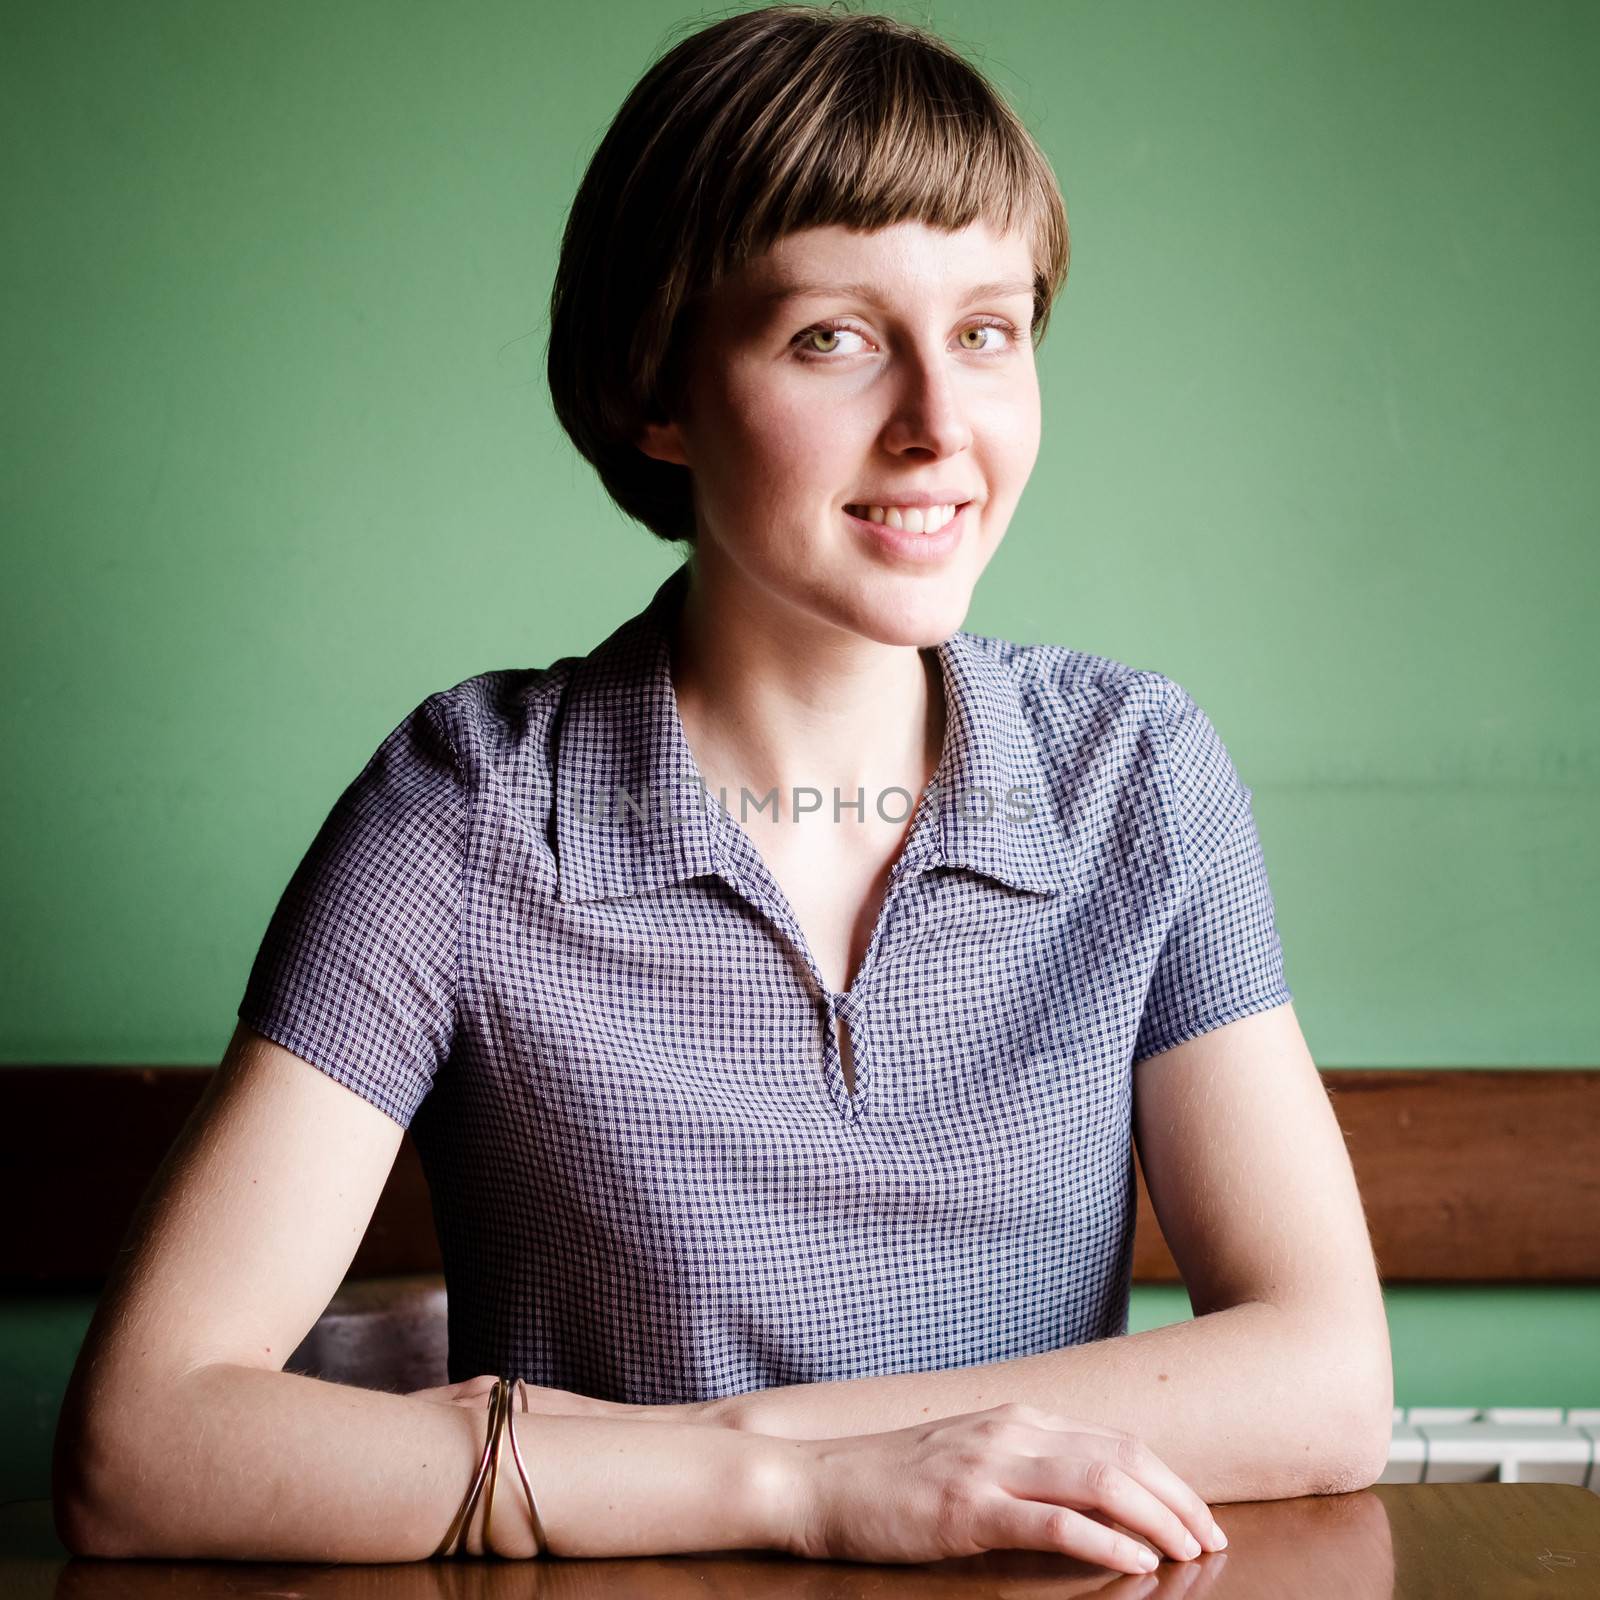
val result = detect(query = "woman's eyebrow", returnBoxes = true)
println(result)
[758,277,1035,306]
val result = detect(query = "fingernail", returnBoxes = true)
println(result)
[1138,1548,1159,1570]
[1208,1520,1228,1549]
[1182,1533,1201,1557]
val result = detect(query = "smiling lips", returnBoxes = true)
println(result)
[843,502,965,534]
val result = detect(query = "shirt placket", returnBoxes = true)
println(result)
[707,793,942,1126]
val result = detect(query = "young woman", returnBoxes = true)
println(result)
[53,3,1390,1574]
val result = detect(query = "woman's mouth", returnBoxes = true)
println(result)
[842,501,971,563]
[843,502,963,534]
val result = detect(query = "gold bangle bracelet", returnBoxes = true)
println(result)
[431,1377,509,1559]
[504,1377,550,1556]
[481,1375,512,1557]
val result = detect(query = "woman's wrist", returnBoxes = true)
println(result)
[708,1388,797,1438]
[482,1410,543,1559]
[478,1411,803,1557]
[694,1391,755,1431]
[572,1393,741,1430]
[747,1431,812,1556]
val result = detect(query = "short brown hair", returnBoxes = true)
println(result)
[546,3,1071,547]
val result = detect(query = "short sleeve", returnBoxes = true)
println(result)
[1132,679,1293,1065]
[237,695,466,1128]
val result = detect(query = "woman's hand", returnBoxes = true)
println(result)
[404,1372,723,1428]
[780,1400,1226,1573]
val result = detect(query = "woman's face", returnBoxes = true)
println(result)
[638,218,1043,649]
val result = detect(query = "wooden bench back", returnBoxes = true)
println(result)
[3,1066,1595,1289]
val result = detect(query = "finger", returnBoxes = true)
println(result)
[1084,1434,1223,1553]
[999,1498,1161,1574]
[1004,1408,1216,1542]
[406,1373,500,1405]
[1022,1452,1208,1565]
[1022,1419,1223,1554]
[405,1381,469,1403]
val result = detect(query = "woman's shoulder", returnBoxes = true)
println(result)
[953,625,1181,729]
[958,628,1260,868]
[954,625,1243,813]
[413,659,581,778]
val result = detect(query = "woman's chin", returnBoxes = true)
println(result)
[847,574,977,645]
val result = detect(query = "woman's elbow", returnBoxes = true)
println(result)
[1310,1392,1393,1496]
[1322,1426,1392,1495]
[1314,1317,1393,1494]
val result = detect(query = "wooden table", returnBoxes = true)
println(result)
[4,1486,1598,1596]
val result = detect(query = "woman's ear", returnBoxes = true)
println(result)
[637,418,691,468]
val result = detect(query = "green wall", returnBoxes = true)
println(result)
[3,0,1595,1502]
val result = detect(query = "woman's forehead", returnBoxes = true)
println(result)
[729,218,1038,304]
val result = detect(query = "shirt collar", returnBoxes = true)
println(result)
[554,563,1083,903]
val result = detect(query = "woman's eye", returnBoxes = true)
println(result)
[796,324,868,359]
[957,321,1016,352]
[790,318,1020,363]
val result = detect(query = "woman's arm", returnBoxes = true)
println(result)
[51,1024,790,1560]
[58,1359,788,1560]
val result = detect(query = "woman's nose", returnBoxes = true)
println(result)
[879,351,974,459]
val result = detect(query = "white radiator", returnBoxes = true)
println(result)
[1383,1407,1600,1488]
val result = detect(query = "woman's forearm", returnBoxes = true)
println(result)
[723,1301,1392,1504]
[54,1359,792,1562]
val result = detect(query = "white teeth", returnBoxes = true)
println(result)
[849,503,959,534]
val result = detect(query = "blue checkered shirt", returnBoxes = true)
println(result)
[239,562,1293,1399]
